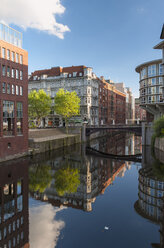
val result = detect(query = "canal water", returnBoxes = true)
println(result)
[0,132,164,248]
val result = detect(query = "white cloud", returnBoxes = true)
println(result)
[29,199,65,248]
[0,0,70,39]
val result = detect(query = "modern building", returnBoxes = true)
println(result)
[135,98,146,121]
[136,25,164,120]
[114,83,135,124]
[29,66,99,126]
[154,24,164,101]
[0,23,28,160]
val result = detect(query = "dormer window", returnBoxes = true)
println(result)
[41,74,47,79]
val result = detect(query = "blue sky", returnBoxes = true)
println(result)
[1,0,164,97]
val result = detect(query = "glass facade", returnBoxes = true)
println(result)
[139,62,164,104]
[138,168,164,221]
[0,23,22,48]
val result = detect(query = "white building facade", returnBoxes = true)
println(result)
[28,66,99,126]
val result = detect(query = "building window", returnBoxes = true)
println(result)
[159,64,163,75]
[20,55,23,64]
[7,84,11,94]
[79,72,82,76]
[11,51,15,62]
[2,47,6,58]
[12,85,15,94]
[20,70,23,80]
[11,68,15,78]
[3,101,14,136]
[2,65,6,76]
[2,82,6,93]
[7,49,10,60]
[141,67,147,79]
[159,77,163,85]
[148,64,156,77]
[20,86,23,96]
[16,69,19,79]
[7,66,10,77]
[73,72,77,77]
[16,85,19,95]
[17,102,23,134]
[16,53,19,63]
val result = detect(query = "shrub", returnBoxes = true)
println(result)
[153,116,164,137]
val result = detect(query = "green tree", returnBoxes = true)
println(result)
[152,159,164,181]
[29,164,52,193]
[28,89,52,127]
[54,88,80,133]
[153,116,164,137]
[54,166,80,196]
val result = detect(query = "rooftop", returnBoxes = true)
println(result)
[135,59,162,73]
[29,65,88,80]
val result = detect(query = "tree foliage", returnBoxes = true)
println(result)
[153,116,164,137]
[29,164,52,193]
[28,89,52,126]
[54,166,80,196]
[152,159,164,181]
[54,88,80,120]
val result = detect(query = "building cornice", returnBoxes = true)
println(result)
[135,59,162,73]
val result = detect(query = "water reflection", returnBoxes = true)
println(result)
[29,133,139,212]
[29,199,65,248]
[0,132,145,248]
[135,146,164,247]
[0,159,29,248]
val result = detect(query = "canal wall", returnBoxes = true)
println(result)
[155,137,164,153]
[28,128,81,155]
[142,122,154,146]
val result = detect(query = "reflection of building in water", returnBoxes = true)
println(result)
[0,160,29,248]
[29,133,140,212]
[30,151,128,212]
[136,168,163,221]
[135,166,164,247]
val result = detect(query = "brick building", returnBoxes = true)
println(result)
[0,159,29,247]
[135,98,146,121]
[0,23,28,160]
[114,83,135,124]
[99,77,126,125]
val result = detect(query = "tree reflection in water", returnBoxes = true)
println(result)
[29,164,52,193]
[54,165,80,196]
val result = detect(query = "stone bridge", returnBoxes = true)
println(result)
[86,125,142,136]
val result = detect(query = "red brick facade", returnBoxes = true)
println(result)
[99,78,126,125]
[0,39,28,159]
[0,159,29,247]
[135,99,146,121]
